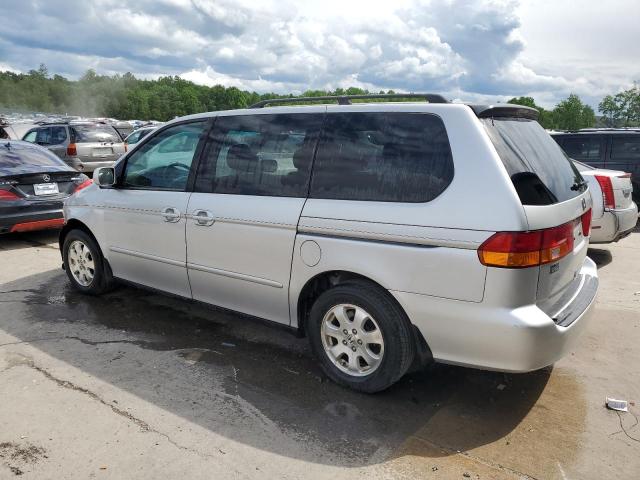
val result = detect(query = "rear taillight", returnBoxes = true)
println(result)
[594,175,615,209]
[74,179,93,193]
[478,221,575,268]
[581,209,592,237]
[67,143,77,156]
[0,189,19,201]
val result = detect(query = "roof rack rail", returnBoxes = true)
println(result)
[248,93,449,109]
[577,127,640,132]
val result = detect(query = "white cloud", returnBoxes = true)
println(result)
[0,0,638,108]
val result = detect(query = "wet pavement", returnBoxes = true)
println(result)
[0,230,639,479]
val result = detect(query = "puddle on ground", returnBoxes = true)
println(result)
[0,271,586,470]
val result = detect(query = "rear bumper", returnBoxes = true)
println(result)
[391,256,598,373]
[590,203,638,243]
[0,208,64,234]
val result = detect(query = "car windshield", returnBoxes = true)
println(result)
[483,118,585,205]
[71,125,121,143]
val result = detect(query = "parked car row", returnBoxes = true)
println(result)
[2,95,637,393]
[2,114,162,174]
[0,140,91,233]
[22,121,126,173]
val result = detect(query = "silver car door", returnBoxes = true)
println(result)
[101,120,208,298]
[186,110,324,324]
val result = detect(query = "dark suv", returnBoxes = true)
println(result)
[551,129,640,201]
[22,121,126,174]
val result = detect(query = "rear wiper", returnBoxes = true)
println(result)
[570,180,588,191]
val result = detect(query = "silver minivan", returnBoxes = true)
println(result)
[60,94,598,392]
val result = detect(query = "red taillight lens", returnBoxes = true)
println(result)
[479,221,576,268]
[478,231,542,268]
[74,179,93,193]
[67,143,77,156]
[0,189,20,201]
[581,208,592,237]
[594,175,615,209]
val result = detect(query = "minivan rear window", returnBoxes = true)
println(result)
[611,137,640,160]
[483,118,585,205]
[71,125,121,143]
[559,136,602,163]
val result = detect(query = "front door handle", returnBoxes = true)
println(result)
[162,207,181,223]
[192,209,215,227]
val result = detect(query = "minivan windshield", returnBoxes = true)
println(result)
[483,118,585,205]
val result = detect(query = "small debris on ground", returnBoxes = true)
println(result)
[606,397,628,412]
[432,466,438,471]
[463,473,471,478]
[221,342,236,347]
[9,466,23,476]
[496,383,506,391]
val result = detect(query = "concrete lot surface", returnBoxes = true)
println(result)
[0,229,639,479]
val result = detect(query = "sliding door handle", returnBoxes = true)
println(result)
[161,207,181,223]
[192,209,215,226]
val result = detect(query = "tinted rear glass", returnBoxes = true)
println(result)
[558,136,602,162]
[611,137,640,160]
[71,125,121,143]
[483,118,585,205]
[310,113,454,203]
[0,142,68,174]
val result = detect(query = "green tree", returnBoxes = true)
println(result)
[552,94,595,130]
[507,96,555,129]
[600,85,640,127]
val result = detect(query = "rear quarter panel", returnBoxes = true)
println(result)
[290,104,529,327]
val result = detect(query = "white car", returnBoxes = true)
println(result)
[60,94,598,392]
[573,161,638,243]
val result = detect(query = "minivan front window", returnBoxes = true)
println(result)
[483,118,585,205]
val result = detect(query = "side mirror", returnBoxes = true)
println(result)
[93,167,116,187]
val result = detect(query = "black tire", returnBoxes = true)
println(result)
[307,280,415,393]
[62,229,114,295]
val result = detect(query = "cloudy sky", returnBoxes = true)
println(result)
[0,0,638,107]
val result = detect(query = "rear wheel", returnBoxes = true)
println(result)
[307,281,415,393]
[62,229,114,295]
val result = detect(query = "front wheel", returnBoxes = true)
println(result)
[307,281,415,393]
[62,229,114,295]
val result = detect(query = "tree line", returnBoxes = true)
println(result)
[1,65,639,130]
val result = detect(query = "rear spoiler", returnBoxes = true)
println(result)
[469,104,539,121]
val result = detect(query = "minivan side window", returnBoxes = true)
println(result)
[611,137,640,160]
[195,113,323,197]
[309,112,454,203]
[122,121,206,190]
[560,136,602,163]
